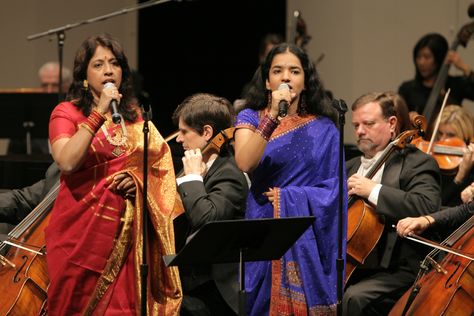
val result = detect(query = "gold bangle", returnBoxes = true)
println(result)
[79,122,95,136]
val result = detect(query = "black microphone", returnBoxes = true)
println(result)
[104,82,122,124]
[469,3,474,18]
[278,83,289,117]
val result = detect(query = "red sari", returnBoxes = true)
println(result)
[46,102,182,315]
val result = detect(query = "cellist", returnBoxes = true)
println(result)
[396,200,474,238]
[344,92,441,315]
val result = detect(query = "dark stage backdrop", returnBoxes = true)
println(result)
[138,0,286,136]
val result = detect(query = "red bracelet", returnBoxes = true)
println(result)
[256,114,279,141]
[80,109,107,135]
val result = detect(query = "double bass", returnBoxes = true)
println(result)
[346,128,423,284]
[389,215,474,315]
[421,18,474,133]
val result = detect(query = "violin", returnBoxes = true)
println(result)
[412,90,469,175]
[389,215,474,315]
[412,137,467,175]
[346,128,423,284]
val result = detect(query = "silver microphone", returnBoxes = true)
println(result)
[104,82,121,124]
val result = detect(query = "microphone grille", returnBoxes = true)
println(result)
[278,83,289,90]
[104,82,116,88]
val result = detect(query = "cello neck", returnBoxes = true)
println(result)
[422,62,452,124]
[8,181,60,240]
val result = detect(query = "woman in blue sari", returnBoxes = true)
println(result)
[234,43,346,315]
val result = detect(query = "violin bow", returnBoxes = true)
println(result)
[427,88,451,153]
[405,231,474,261]
[164,130,179,142]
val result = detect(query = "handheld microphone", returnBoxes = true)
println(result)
[277,83,290,117]
[104,82,122,124]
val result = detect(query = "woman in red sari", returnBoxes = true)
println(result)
[46,33,182,315]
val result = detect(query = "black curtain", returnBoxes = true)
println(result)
[138,0,286,136]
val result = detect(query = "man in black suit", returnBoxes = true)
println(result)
[343,92,441,315]
[172,93,249,316]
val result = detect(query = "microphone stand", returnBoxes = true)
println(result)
[140,104,152,316]
[332,99,348,316]
[57,31,65,100]
[26,0,174,103]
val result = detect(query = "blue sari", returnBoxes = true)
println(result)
[236,109,346,316]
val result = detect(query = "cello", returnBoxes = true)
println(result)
[389,214,474,315]
[0,181,59,316]
[346,127,423,284]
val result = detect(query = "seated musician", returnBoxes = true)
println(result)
[172,93,249,316]
[434,105,474,207]
[38,61,72,93]
[398,33,474,118]
[343,91,441,315]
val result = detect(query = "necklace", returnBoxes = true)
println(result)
[101,118,128,156]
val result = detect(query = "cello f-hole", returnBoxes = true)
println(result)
[444,261,461,289]
[13,255,29,282]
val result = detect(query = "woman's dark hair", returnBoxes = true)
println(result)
[241,43,337,124]
[413,33,448,82]
[66,33,137,122]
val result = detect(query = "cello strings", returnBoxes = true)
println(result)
[8,181,60,239]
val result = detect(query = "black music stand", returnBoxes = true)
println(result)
[163,216,315,316]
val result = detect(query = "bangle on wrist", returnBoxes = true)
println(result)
[423,215,433,227]
[256,114,280,141]
[80,109,107,135]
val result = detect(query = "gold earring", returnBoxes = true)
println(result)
[83,79,88,90]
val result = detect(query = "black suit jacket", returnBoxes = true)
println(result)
[346,146,441,272]
[176,154,248,313]
[0,162,59,225]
